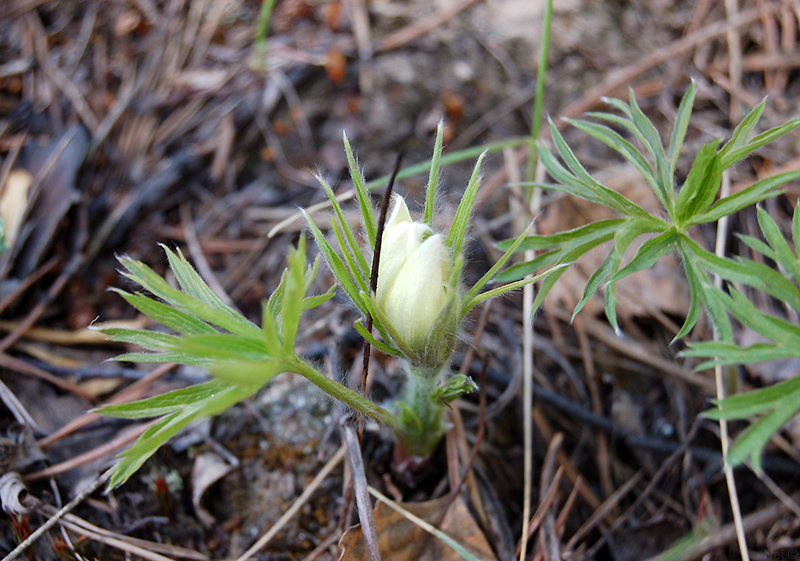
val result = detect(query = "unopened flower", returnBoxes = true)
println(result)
[375,195,459,370]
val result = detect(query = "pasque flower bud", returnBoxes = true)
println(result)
[375,195,459,370]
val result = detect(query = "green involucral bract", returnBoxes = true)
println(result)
[376,195,460,371]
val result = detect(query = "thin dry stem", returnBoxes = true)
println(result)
[714,169,749,561]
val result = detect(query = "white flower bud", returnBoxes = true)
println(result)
[376,196,458,369]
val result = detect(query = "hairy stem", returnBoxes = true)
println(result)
[291,358,399,430]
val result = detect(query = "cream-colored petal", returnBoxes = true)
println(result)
[383,234,449,350]
[376,221,430,306]
[384,194,412,231]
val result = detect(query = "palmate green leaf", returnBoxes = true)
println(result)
[612,216,667,259]
[111,290,218,336]
[706,374,800,419]
[107,328,276,367]
[600,96,635,118]
[680,236,800,311]
[567,250,615,320]
[266,266,288,324]
[628,90,672,211]
[105,331,218,366]
[176,333,273,362]
[737,234,776,260]
[118,255,260,339]
[281,239,308,353]
[546,122,651,218]
[496,218,626,253]
[667,81,696,174]
[699,273,733,342]
[534,149,596,203]
[588,111,650,158]
[720,117,800,170]
[102,379,257,488]
[103,327,183,353]
[685,170,800,226]
[756,206,800,285]
[100,380,235,419]
[684,342,800,370]
[628,89,667,166]
[493,221,622,311]
[611,228,678,283]
[674,251,705,341]
[675,140,722,226]
[728,399,800,471]
[164,246,243,321]
[566,119,660,200]
[302,287,336,310]
[604,277,621,334]
[261,298,284,357]
[725,288,800,346]
[114,351,203,364]
[209,359,286,386]
[718,98,766,162]
[682,286,800,369]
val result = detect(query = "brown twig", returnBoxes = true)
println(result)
[573,315,614,502]
[2,471,111,561]
[376,0,483,53]
[25,422,153,481]
[0,352,94,402]
[0,255,83,355]
[37,363,177,448]
[642,492,800,561]
[0,256,59,316]
[586,419,703,557]
[525,433,564,559]
[358,153,402,441]
[342,416,382,561]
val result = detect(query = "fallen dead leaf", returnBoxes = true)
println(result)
[339,494,497,561]
[14,124,87,278]
[0,472,32,514]
[192,451,235,528]
[0,169,32,248]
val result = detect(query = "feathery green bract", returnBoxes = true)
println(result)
[498,85,800,340]
[308,135,568,455]
[424,122,445,227]
[446,151,486,258]
[343,133,378,248]
[315,135,563,358]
